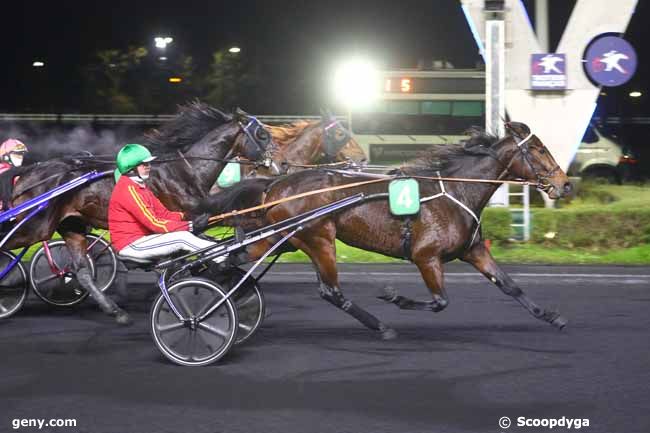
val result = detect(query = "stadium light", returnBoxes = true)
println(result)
[32,61,45,67]
[169,77,183,83]
[228,46,241,53]
[333,58,380,108]
[154,36,173,49]
[629,91,642,98]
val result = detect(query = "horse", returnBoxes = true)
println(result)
[209,122,572,339]
[205,111,365,204]
[261,112,366,174]
[2,102,274,323]
[208,112,366,195]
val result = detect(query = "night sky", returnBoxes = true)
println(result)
[1,0,648,116]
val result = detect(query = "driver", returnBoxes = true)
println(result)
[109,143,218,263]
[0,138,28,174]
[0,138,29,211]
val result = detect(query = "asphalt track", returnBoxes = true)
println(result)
[1,263,649,433]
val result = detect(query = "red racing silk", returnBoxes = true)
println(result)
[108,176,188,252]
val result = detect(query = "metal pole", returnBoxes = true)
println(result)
[486,15,508,207]
[523,184,530,241]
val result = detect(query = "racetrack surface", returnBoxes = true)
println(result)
[1,263,649,433]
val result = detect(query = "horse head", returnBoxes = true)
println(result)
[232,107,277,165]
[318,109,365,164]
[502,121,572,199]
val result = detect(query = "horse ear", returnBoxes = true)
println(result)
[505,121,530,136]
[234,107,248,121]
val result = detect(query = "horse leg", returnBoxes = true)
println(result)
[291,232,397,340]
[378,257,449,312]
[462,241,567,330]
[61,229,131,325]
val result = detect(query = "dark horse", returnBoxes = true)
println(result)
[208,112,366,194]
[212,122,572,339]
[3,102,273,323]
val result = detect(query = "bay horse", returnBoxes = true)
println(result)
[208,112,366,195]
[261,112,366,174]
[2,102,274,323]
[211,122,572,339]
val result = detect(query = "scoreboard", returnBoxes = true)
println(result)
[381,70,485,95]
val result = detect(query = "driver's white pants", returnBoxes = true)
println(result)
[118,231,223,263]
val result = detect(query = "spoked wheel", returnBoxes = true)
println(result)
[29,234,117,307]
[150,278,238,367]
[214,268,266,345]
[0,251,28,319]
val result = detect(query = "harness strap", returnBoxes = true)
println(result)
[209,173,536,224]
[401,217,413,261]
[176,150,193,170]
[420,171,482,246]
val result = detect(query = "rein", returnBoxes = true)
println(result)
[207,173,537,224]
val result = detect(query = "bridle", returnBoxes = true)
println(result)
[322,119,351,159]
[496,128,563,193]
[237,116,280,174]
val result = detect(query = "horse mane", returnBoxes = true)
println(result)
[144,101,233,152]
[265,120,318,148]
[403,127,501,175]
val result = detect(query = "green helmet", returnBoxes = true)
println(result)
[114,144,156,181]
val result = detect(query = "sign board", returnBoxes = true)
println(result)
[584,35,637,87]
[531,53,567,90]
[389,179,420,216]
[216,162,241,188]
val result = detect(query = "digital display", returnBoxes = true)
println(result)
[383,77,485,94]
[385,78,412,93]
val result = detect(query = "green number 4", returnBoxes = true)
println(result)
[389,178,420,216]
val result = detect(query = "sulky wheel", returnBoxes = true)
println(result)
[150,278,238,367]
[0,251,28,319]
[85,234,118,294]
[28,233,116,307]
[213,267,266,345]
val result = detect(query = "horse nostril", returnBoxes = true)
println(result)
[563,182,572,195]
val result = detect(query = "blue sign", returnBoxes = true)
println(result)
[531,53,567,90]
[584,36,637,87]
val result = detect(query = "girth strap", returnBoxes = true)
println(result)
[400,217,413,261]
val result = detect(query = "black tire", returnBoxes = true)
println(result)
[213,268,266,345]
[582,166,620,184]
[29,235,117,307]
[150,278,238,367]
[0,251,28,319]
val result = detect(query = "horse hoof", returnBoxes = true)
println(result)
[380,328,398,340]
[114,310,132,326]
[377,286,398,303]
[551,315,568,330]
